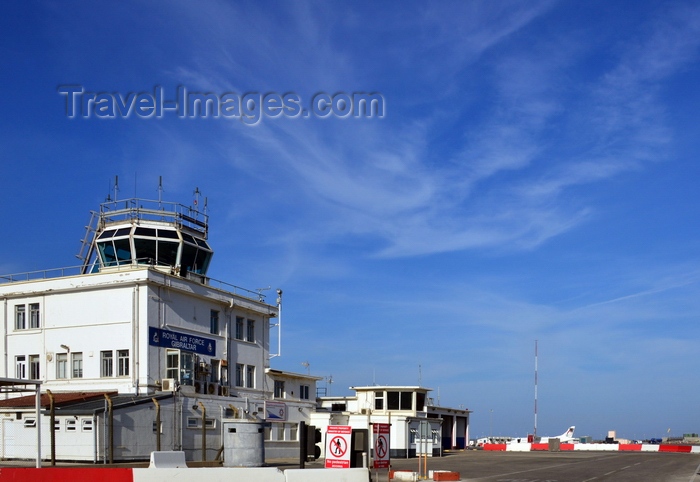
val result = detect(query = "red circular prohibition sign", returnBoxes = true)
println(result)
[375,435,388,458]
[329,436,348,457]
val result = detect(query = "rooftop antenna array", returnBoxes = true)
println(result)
[301,361,310,375]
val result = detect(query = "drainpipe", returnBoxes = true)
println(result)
[152,398,161,451]
[133,285,140,395]
[47,390,55,466]
[93,413,98,464]
[3,299,7,378]
[199,401,207,461]
[104,394,113,464]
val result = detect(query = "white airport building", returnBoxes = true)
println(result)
[0,192,472,464]
[0,195,319,462]
[311,386,471,458]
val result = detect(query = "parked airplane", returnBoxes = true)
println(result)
[537,426,577,443]
[474,426,577,447]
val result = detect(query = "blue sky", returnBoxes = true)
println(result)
[2,0,700,441]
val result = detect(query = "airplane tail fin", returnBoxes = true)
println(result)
[560,426,575,439]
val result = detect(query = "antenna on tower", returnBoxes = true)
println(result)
[113,175,119,202]
[158,176,164,206]
[193,187,201,209]
[326,375,334,396]
[301,361,310,375]
[418,364,422,386]
[534,339,538,438]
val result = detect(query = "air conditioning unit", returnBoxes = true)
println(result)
[194,381,204,394]
[161,378,176,392]
[219,385,230,397]
[207,383,219,395]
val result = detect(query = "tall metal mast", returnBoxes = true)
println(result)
[534,340,538,438]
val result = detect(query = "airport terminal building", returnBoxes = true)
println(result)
[0,196,318,461]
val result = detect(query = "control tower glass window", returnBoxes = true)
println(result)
[157,240,179,267]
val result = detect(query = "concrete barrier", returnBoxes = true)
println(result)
[507,442,532,452]
[389,469,416,481]
[285,467,370,482]
[0,468,134,482]
[149,451,187,468]
[482,443,507,451]
[618,444,642,452]
[133,467,285,482]
[431,470,461,481]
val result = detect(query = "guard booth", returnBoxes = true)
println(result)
[350,429,368,468]
[222,419,265,467]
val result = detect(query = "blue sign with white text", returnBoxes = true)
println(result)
[149,327,216,356]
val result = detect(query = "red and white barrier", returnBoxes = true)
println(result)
[0,467,371,482]
[481,442,699,453]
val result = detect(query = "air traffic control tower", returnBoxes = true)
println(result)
[77,195,213,279]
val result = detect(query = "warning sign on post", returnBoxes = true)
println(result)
[373,423,390,469]
[325,425,352,469]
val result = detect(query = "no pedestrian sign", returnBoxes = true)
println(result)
[373,423,391,469]
[325,425,352,469]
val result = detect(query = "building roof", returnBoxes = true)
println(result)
[265,368,324,381]
[0,391,173,414]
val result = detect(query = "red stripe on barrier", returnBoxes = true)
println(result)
[560,443,575,451]
[530,443,549,451]
[659,445,692,453]
[619,444,642,451]
[482,443,507,451]
[0,468,134,482]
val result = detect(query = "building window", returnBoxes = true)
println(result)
[375,391,384,410]
[210,359,220,383]
[166,349,179,380]
[416,392,426,411]
[220,364,229,386]
[118,350,129,377]
[165,350,195,385]
[16,356,26,379]
[186,417,216,430]
[66,419,77,431]
[210,310,219,335]
[235,364,244,387]
[246,365,255,388]
[72,352,83,378]
[56,353,68,379]
[82,419,93,432]
[300,385,310,400]
[246,319,255,343]
[274,380,285,399]
[101,351,113,377]
[15,305,26,330]
[23,418,36,428]
[29,303,40,329]
[387,391,413,410]
[235,317,244,340]
[29,355,40,380]
[275,422,285,441]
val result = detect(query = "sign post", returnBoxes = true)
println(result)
[372,423,390,469]
[325,425,352,469]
